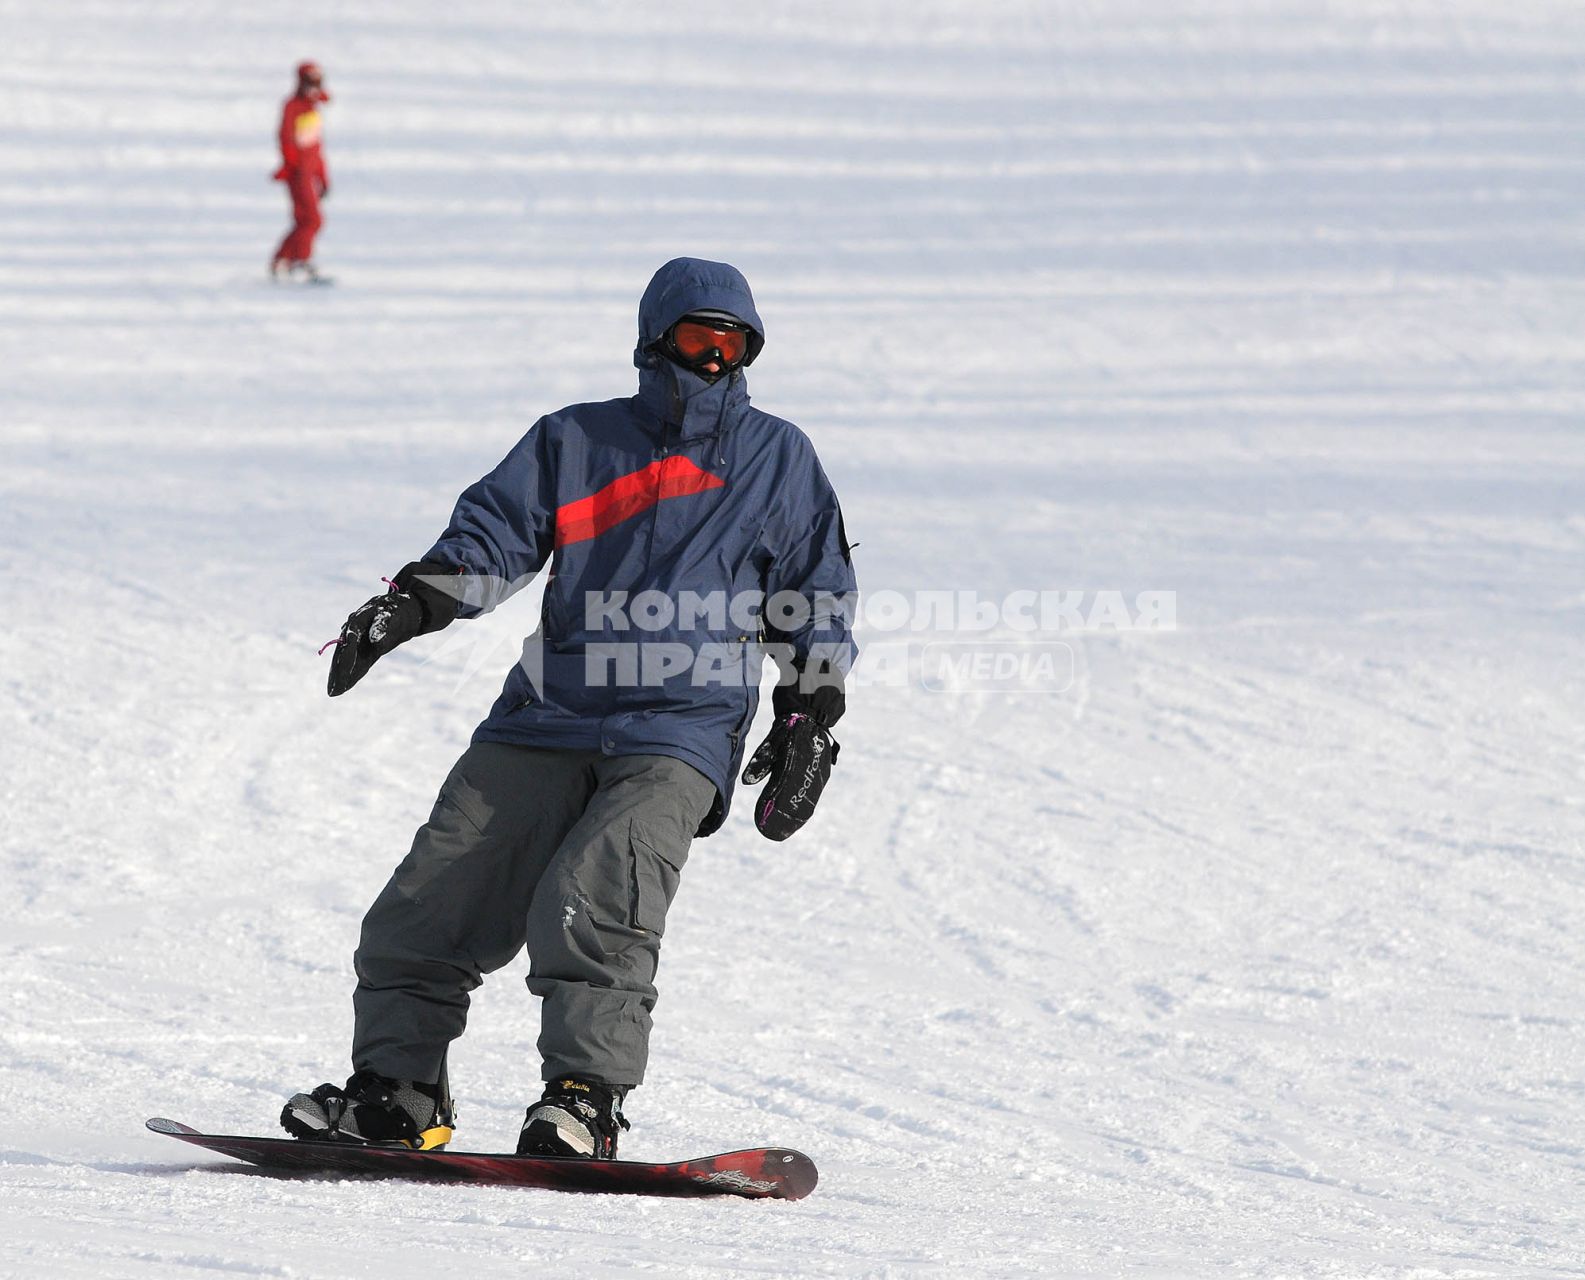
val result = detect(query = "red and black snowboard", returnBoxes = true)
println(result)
[145,1118,817,1201]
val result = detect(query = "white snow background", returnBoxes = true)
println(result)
[3,1,1584,1276]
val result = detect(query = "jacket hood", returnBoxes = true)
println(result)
[634,257,764,369]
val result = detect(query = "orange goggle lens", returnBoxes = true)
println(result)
[670,320,750,364]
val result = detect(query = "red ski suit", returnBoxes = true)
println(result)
[272,91,330,265]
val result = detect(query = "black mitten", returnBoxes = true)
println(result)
[740,713,840,841]
[325,560,460,697]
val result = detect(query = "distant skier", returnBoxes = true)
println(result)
[283,258,856,1159]
[270,61,331,282]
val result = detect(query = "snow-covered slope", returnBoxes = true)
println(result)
[4,2,1584,1276]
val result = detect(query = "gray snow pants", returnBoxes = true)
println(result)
[350,742,717,1090]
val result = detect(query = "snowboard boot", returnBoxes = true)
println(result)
[517,1078,629,1159]
[269,258,324,283]
[281,1069,454,1150]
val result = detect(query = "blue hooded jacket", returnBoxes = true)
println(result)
[421,258,857,835]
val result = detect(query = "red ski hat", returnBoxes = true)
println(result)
[297,61,324,84]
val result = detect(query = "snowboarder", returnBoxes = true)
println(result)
[270,61,331,281]
[284,258,857,1160]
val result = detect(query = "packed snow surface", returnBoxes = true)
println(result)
[3,2,1584,1276]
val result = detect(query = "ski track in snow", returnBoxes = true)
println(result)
[3,2,1585,1276]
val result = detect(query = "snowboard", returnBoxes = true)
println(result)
[145,1118,817,1201]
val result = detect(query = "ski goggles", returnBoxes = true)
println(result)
[669,317,752,367]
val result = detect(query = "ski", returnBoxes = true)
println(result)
[144,1118,817,1200]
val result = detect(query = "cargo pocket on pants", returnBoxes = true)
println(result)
[392,774,494,901]
[630,820,688,935]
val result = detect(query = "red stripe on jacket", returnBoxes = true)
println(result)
[555,455,726,547]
